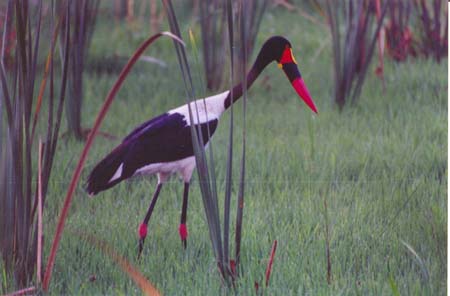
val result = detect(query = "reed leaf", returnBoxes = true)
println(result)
[30,18,61,144]
[162,0,226,278]
[187,28,220,230]
[36,140,43,285]
[163,0,258,283]
[0,1,13,128]
[234,0,249,271]
[223,0,234,275]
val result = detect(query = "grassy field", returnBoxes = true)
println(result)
[32,6,447,295]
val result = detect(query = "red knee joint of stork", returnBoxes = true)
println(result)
[139,223,148,239]
[178,223,188,241]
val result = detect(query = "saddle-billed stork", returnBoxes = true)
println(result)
[86,36,318,254]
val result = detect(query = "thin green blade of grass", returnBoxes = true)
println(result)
[41,31,183,292]
[376,179,422,239]
[401,240,430,282]
[324,199,332,285]
[74,231,160,296]
[388,273,401,296]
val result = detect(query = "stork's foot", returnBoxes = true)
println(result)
[138,223,148,259]
[178,223,188,249]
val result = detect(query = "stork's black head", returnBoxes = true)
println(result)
[258,36,293,64]
[254,36,318,114]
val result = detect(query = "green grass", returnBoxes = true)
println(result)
[19,7,447,295]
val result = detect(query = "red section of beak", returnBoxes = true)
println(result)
[292,78,318,114]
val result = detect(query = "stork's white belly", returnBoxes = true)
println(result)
[134,155,197,182]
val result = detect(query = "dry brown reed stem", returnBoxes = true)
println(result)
[76,231,161,296]
[265,240,278,287]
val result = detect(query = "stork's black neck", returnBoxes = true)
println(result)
[223,50,271,110]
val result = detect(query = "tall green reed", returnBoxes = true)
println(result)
[163,0,273,288]
[0,0,70,289]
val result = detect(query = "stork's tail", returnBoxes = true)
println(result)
[86,144,128,195]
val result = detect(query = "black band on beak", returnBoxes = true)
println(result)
[281,62,302,82]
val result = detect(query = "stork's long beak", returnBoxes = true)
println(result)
[291,77,317,114]
[278,47,318,114]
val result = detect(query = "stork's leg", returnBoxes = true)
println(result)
[179,182,189,249]
[138,179,163,258]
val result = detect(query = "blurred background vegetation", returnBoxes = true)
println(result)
[0,0,447,294]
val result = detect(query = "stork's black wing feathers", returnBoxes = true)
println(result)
[86,112,218,195]
[123,113,218,172]
[123,113,170,143]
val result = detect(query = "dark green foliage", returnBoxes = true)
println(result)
[0,0,71,289]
